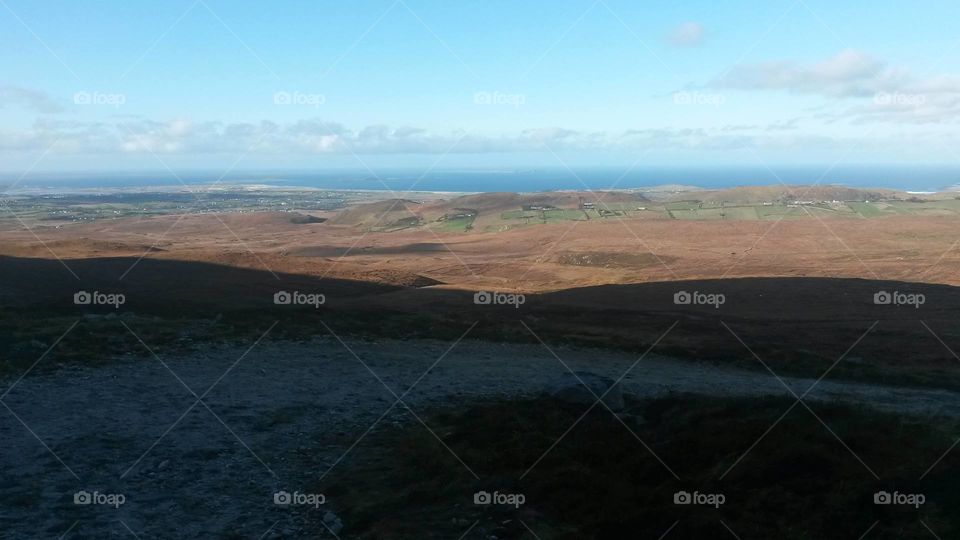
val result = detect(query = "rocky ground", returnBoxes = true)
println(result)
[2,337,959,538]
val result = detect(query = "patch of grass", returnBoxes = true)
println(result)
[849,202,884,218]
[319,396,960,539]
[719,205,759,219]
[756,204,802,219]
[501,210,540,220]
[666,200,701,211]
[670,206,756,220]
[437,216,475,232]
[543,209,588,222]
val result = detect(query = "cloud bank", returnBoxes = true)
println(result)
[0,85,64,114]
[0,117,847,157]
[713,49,960,124]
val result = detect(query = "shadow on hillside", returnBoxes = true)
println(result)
[3,254,959,387]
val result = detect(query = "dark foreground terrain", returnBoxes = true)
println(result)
[2,252,960,538]
[324,396,960,539]
[2,335,959,538]
[3,254,959,389]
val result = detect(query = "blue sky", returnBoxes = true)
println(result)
[2,0,960,174]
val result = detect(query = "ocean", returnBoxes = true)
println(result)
[6,165,960,193]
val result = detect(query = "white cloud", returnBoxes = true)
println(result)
[713,50,960,124]
[0,117,844,156]
[166,118,193,137]
[713,49,900,97]
[668,22,704,47]
[0,85,64,113]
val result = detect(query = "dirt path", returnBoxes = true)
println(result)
[2,337,959,538]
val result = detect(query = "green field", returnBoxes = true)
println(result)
[437,215,475,231]
[481,198,960,230]
[755,204,810,219]
[500,210,541,220]
[665,200,701,211]
[844,199,960,218]
[882,199,960,215]
[848,201,883,217]
[492,199,960,225]
[544,209,589,222]
[593,202,645,212]
[667,205,757,220]
[500,208,589,223]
